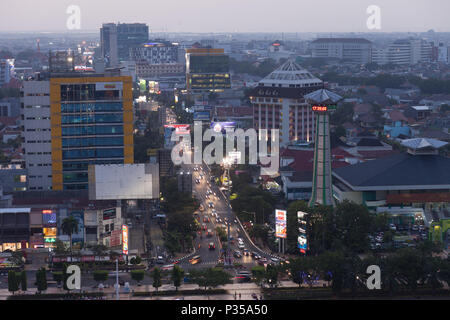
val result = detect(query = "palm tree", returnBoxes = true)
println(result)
[61,216,79,259]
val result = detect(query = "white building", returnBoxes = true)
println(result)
[372,39,432,65]
[249,60,323,147]
[311,38,372,64]
[21,80,52,190]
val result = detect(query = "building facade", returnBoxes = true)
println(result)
[248,60,323,147]
[22,73,134,191]
[186,48,231,92]
[311,38,372,64]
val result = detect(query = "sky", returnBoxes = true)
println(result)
[0,0,449,33]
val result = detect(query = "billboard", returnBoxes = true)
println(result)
[164,124,190,135]
[70,211,84,243]
[122,225,129,255]
[275,209,287,239]
[42,209,56,226]
[297,211,308,253]
[211,121,236,134]
[103,208,116,221]
[193,111,211,121]
[111,229,122,247]
[88,164,159,200]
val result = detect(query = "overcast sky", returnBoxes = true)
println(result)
[0,0,449,33]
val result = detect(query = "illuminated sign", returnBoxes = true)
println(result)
[297,211,308,253]
[275,209,287,239]
[164,124,190,135]
[42,210,56,225]
[103,208,116,221]
[122,225,129,255]
[311,105,337,112]
[210,122,236,134]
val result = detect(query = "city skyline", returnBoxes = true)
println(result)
[0,0,449,33]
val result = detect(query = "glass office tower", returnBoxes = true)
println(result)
[50,76,134,190]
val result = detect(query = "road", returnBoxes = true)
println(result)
[176,153,283,274]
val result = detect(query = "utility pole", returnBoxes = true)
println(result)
[115,259,119,300]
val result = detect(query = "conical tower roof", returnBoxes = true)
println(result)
[304,89,342,104]
[258,59,322,88]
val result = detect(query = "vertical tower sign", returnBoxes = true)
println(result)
[304,89,342,207]
[297,211,308,254]
[275,209,287,238]
[122,225,128,255]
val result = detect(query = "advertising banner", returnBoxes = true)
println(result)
[275,209,287,239]
[122,225,129,255]
[297,211,308,253]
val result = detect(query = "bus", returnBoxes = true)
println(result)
[189,255,201,265]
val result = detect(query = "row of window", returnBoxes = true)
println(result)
[62,159,122,172]
[26,128,51,132]
[25,117,50,120]
[61,102,123,113]
[27,140,51,144]
[62,148,124,160]
[27,152,51,155]
[28,163,51,167]
[61,113,123,124]
[62,137,124,148]
[62,125,123,136]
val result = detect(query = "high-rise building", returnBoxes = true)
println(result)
[101,23,149,67]
[185,48,231,93]
[178,171,192,194]
[248,60,323,147]
[438,42,449,63]
[117,23,149,61]
[0,59,14,87]
[311,38,372,64]
[21,71,134,191]
[372,39,432,65]
[130,41,180,64]
[100,23,119,68]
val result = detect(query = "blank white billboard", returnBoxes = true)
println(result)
[89,164,159,200]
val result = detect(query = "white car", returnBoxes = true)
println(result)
[238,243,245,250]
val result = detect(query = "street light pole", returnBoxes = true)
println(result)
[115,259,119,300]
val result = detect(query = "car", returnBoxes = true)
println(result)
[234,219,238,224]
[233,250,242,258]
[238,243,245,250]
[205,194,210,199]
[243,249,250,256]
[203,217,209,223]
[217,218,222,223]
[211,209,217,214]
[156,256,165,264]
[202,224,207,231]
[189,255,201,265]
[207,229,212,237]
[209,242,215,250]
[270,257,280,263]
[195,179,200,184]
[161,264,174,271]
[208,202,214,208]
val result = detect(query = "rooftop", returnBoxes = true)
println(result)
[258,59,322,87]
[333,153,450,190]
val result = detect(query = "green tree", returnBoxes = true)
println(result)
[8,271,19,295]
[171,265,184,291]
[36,268,48,293]
[151,267,162,292]
[190,268,232,291]
[20,271,27,292]
[53,239,67,255]
[265,264,279,288]
[61,216,79,257]
[251,266,266,287]
[130,270,145,285]
[93,270,109,286]
[52,271,63,287]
